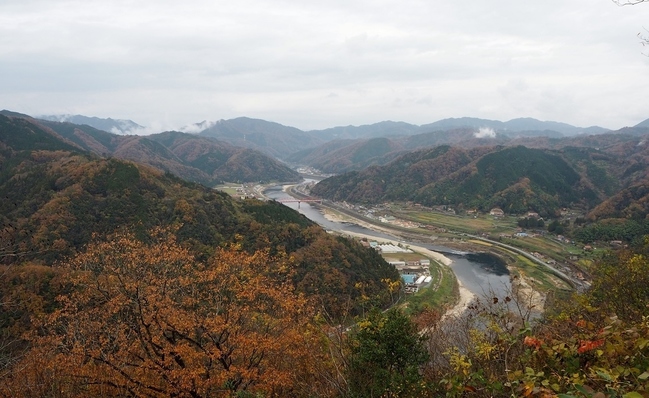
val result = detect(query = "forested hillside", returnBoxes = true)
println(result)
[311,144,644,218]
[413,146,598,216]
[145,131,301,183]
[311,145,482,203]
[0,114,400,345]
[5,221,649,396]
[3,114,301,185]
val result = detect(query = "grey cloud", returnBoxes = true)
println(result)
[1,0,648,130]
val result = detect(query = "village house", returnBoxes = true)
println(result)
[489,207,505,217]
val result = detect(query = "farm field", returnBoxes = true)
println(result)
[395,209,590,267]
[397,210,518,235]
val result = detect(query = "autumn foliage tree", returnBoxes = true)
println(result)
[2,229,329,397]
[585,239,649,322]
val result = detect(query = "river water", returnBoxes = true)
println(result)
[264,184,512,299]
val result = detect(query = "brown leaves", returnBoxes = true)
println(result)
[5,228,324,397]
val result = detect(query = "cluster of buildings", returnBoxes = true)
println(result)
[359,238,433,294]
[387,257,432,294]
[233,183,266,200]
[400,274,433,294]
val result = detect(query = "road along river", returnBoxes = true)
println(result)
[264,184,513,314]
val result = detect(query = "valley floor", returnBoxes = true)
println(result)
[319,206,556,319]
[320,209,500,319]
[270,183,569,318]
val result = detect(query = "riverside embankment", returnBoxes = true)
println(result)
[264,183,519,316]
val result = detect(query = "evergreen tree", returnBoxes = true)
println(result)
[347,308,428,397]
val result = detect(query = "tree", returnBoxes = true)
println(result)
[612,0,649,52]
[346,308,429,397]
[547,219,564,234]
[2,228,327,397]
[585,237,649,321]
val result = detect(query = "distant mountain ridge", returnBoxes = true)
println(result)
[178,116,618,160]
[2,110,631,145]
[38,114,143,135]
[286,137,404,173]
[198,117,325,159]
[0,113,300,185]
[419,117,610,136]
[10,111,649,165]
[309,121,421,141]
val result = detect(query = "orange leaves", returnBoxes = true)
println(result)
[523,336,543,350]
[577,339,605,354]
[7,228,324,397]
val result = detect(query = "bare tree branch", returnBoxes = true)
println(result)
[640,28,649,48]
[612,0,649,5]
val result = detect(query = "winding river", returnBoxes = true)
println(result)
[264,184,512,300]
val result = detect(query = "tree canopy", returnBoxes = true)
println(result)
[2,229,327,397]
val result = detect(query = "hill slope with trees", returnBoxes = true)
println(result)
[1,113,300,185]
[312,144,646,218]
[0,113,398,319]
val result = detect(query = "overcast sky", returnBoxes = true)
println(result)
[1,0,648,132]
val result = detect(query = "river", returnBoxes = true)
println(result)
[264,183,512,300]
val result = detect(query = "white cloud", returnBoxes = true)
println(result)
[475,127,497,139]
[179,120,217,134]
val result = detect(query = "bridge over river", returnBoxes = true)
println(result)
[276,198,322,208]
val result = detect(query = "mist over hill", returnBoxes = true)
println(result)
[419,117,610,136]
[38,114,144,135]
[2,113,300,185]
[18,110,649,165]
